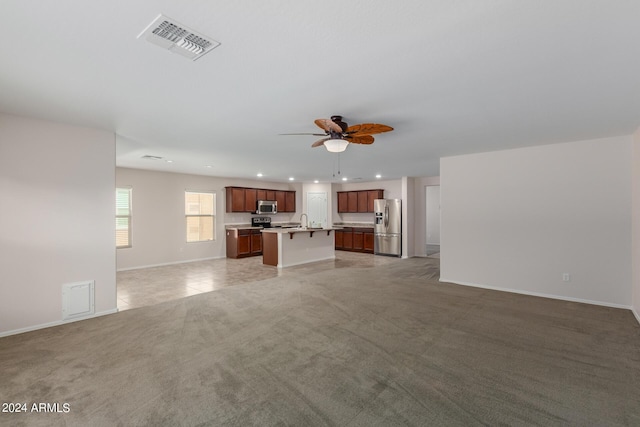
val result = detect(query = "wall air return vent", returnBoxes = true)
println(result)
[138,14,221,61]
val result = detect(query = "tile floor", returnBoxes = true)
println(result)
[117,251,402,311]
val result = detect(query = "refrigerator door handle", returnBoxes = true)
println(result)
[384,204,389,229]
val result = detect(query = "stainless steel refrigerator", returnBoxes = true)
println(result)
[374,199,402,257]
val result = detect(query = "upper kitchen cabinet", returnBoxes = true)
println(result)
[337,190,384,213]
[275,191,286,211]
[244,188,257,212]
[227,187,246,212]
[226,186,296,213]
[285,191,295,212]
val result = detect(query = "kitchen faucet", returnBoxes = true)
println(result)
[299,213,308,229]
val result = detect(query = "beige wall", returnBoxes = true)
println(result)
[0,114,117,336]
[632,128,640,322]
[115,167,302,270]
[441,135,633,307]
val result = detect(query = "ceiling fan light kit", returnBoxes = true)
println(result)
[323,139,349,153]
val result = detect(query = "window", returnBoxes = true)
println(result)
[185,191,215,242]
[116,188,132,248]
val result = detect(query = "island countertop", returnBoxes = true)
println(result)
[261,228,336,268]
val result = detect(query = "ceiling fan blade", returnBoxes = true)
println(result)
[345,123,393,136]
[312,137,330,147]
[314,118,342,133]
[279,133,327,136]
[345,134,375,145]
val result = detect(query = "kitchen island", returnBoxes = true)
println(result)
[261,228,337,268]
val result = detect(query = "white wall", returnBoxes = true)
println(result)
[115,167,301,270]
[632,128,640,322]
[440,136,632,307]
[0,114,117,336]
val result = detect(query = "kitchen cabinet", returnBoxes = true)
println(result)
[285,191,295,212]
[226,186,296,213]
[227,187,246,212]
[363,229,375,252]
[275,191,286,212]
[367,190,384,212]
[336,190,384,213]
[357,192,368,213]
[337,192,348,213]
[244,188,257,213]
[226,228,263,258]
[335,229,344,249]
[335,227,374,253]
[347,192,358,212]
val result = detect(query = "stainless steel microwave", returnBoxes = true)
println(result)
[256,200,277,214]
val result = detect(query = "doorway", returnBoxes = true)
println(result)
[426,186,440,257]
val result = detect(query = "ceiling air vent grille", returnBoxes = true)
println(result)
[138,14,221,61]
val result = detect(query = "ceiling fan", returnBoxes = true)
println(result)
[281,115,393,152]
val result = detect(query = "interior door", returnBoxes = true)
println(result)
[307,192,328,228]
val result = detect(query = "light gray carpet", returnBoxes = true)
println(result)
[1,257,639,426]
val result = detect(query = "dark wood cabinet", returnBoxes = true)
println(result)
[285,191,295,212]
[335,227,374,253]
[363,230,375,252]
[251,232,262,255]
[367,190,384,212]
[244,188,257,213]
[337,192,349,213]
[226,228,263,258]
[347,192,358,212]
[335,230,344,249]
[226,187,296,213]
[275,191,286,212]
[336,190,384,213]
[357,192,368,213]
[343,229,353,249]
[226,187,246,212]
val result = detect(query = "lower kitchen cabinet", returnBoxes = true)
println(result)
[226,228,263,258]
[335,227,374,253]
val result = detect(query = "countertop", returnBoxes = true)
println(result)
[261,227,339,234]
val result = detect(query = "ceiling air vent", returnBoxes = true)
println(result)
[137,14,221,61]
[141,155,163,160]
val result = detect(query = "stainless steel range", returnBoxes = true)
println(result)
[251,216,272,228]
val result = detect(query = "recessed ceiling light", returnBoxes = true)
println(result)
[375,174,382,179]
[314,180,319,184]
[257,173,263,177]
[205,165,213,168]
[288,177,294,181]
[166,160,173,163]
[342,177,348,181]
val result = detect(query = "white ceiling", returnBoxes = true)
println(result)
[1,1,640,183]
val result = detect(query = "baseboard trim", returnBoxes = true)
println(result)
[117,256,225,272]
[0,308,119,338]
[439,277,632,310]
